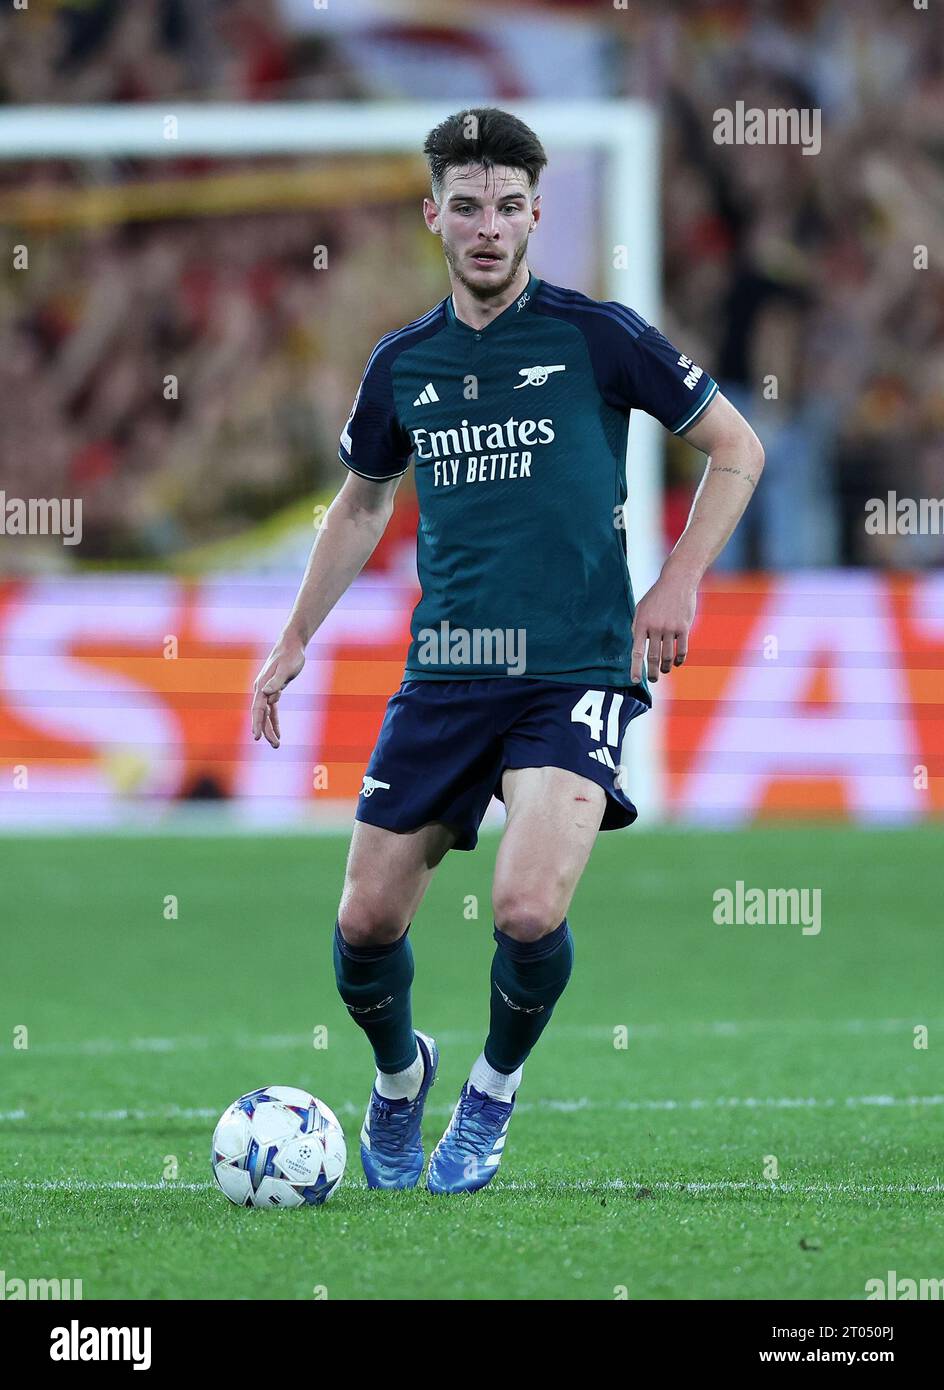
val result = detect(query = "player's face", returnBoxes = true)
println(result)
[426,165,539,300]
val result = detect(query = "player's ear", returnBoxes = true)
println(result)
[529,193,542,231]
[423,197,442,235]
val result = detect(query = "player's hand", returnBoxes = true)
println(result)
[631,572,697,684]
[251,637,306,748]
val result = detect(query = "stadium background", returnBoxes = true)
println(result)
[1,0,941,828]
[1,0,943,1308]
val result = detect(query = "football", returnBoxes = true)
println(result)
[211,1086,346,1208]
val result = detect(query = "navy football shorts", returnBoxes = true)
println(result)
[355,677,649,851]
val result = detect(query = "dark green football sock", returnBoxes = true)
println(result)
[484,920,574,1074]
[333,921,417,1074]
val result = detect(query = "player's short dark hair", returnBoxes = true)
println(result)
[423,108,548,202]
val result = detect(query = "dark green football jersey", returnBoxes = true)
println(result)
[339,273,717,700]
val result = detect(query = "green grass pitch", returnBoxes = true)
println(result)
[1,824,941,1301]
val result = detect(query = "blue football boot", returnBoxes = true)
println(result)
[426,1083,515,1194]
[360,1031,438,1189]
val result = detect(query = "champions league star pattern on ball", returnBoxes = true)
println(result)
[211,1086,347,1208]
[339,274,717,694]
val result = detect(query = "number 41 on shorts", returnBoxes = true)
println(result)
[570,689,624,746]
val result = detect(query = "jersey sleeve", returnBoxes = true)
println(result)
[595,311,719,435]
[338,344,413,481]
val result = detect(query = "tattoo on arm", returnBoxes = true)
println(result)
[709,463,758,490]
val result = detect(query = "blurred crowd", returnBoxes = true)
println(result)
[1,0,942,568]
[650,0,944,569]
[0,193,442,560]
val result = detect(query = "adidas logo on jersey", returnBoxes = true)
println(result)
[413,383,440,407]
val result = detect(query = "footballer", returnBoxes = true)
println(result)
[251,108,763,1194]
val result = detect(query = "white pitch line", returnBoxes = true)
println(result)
[499,1179,944,1196]
[0,1177,940,1197]
[1,1095,942,1125]
[0,1180,212,1192]
[8,1017,941,1058]
[541,1094,944,1112]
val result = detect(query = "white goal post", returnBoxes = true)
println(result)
[0,100,666,819]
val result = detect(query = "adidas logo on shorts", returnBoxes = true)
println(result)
[588,747,616,769]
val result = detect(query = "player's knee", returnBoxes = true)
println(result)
[336,893,408,949]
[492,888,563,943]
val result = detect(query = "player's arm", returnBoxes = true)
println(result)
[580,311,761,686]
[631,392,764,684]
[253,338,412,747]
[251,471,401,748]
